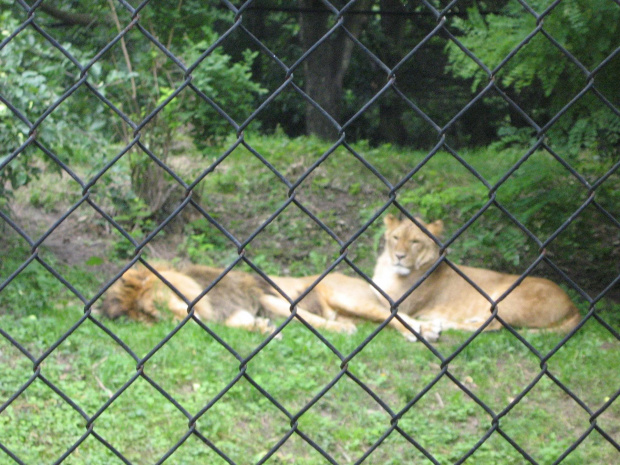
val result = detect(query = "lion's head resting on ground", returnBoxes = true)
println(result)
[100,267,169,323]
[100,265,267,324]
[383,213,444,275]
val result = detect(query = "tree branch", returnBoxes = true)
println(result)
[38,4,111,27]
[107,0,137,102]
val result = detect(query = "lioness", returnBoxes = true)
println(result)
[372,214,581,332]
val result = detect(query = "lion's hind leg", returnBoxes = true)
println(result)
[259,294,357,334]
[224,309,278,336]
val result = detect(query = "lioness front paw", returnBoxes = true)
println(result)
[398,314,421,342]
[327,320,357,334]
[421,320,442,342]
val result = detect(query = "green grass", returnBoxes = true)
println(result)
[0,256,618,464]
[1,133,618,464]
[0,298,618,465]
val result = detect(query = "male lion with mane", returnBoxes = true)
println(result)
[100,265,371,335]
[100,265,274,333]
[372,214,581,333]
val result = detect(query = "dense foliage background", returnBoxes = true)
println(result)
[1,0,617,298]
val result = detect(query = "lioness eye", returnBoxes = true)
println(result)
[410,239,419,244]
[393,235,399,240]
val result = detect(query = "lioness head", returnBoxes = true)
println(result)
[383,214,443,275]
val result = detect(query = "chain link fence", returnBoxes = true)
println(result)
[1,0,619,464]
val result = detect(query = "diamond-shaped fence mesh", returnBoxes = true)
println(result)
[0,0,619,464]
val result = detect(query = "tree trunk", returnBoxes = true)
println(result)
[377,0,407,144]
[298,0,370,140]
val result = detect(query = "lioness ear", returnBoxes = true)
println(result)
[384,213,400,230]
[427,219,444,237]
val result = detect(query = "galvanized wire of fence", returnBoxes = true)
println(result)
[0,0,619,464]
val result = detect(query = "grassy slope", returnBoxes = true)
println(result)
[1,134,618,464]
[1,304,618,465]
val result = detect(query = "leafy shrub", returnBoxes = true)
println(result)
[0,6,107,199]
[447,0,620,158]
[181,32,266,145]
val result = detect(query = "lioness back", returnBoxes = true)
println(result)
[373,214,580,332]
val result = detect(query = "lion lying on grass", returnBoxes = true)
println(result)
[100,265,274,333]
[372,214,581,333]
[100,264,440,340]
